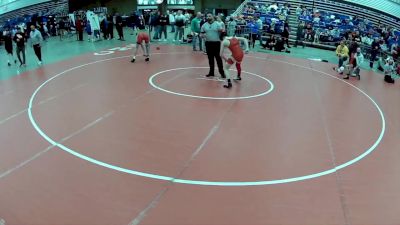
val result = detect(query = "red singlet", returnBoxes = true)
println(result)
[227,38,244,64]
[137,32,149,44]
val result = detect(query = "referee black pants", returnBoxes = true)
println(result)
[205,41,225,77]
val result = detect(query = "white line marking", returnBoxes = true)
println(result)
[0,114,109,180]
[0,145,53,179]
[0,109,27,125]
[0,55,188,180]
[0,83,88,126]
[128,188,169,225]
[149,67,274,100]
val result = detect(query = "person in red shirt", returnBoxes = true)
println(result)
[219,32,249,88]
[76,16,84,41]
[131,16,150,63]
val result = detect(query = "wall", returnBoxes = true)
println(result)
[69,0,137,14]
[192,0,242,13]
[202,0,241,10]
[102,0,137,14]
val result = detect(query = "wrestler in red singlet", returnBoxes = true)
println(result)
[220,33,249,88]
[226,38,244,65]
[137,32,149,45]
[131,17,150,63]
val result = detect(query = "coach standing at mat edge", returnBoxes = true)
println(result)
[201,13,225,79]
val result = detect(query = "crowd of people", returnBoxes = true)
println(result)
[1,2,399,84]
[235,1,400,80]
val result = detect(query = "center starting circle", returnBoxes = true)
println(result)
[27,53,386,187]
[148,67,275,100]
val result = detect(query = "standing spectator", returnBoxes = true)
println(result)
[152,11,161,40]
[370,37,380,68]
[115,13,124,41]
[158,12,169,41]
[76,16,84,41]
[294,21,305,47]
[100,15,109,39]
[247,17,259,48]
[168,10,175,33]
[282,21,290,48]
[199,14,208,54]
[86,20,93,42]
[191,12,202,51]
[30,24,43,65]
[227,17,237,37]
[13,27,26,67]
[201,13,225,78]
[174,10,185,42]
[256,16,263,38]
[58,19,65,40]
[107,15,114,39]
[3,28,16,66]
[216,16,225,31]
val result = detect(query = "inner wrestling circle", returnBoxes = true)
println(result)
[148,67,275,100]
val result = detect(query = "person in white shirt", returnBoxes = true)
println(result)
[346,47,364,80]
[384,57,395,83]
[168,10,175,32]
[174,10,186,42]
[215,16,225,31]
[30,24,43,65]
[268,3,278,12]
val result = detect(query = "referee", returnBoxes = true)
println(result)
[201,13,225,78]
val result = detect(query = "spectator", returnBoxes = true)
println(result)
[384,57,395,83]
[30,24,43,65]
[345,47,364,80]
[247,17,259,48]
[333,40,349,74]
[191,12,202,51]
[13,27,26,67]
[76,15,84,41]
[158,12,169,41]
[174,10,185,42]
[304,23,313,41]
[115,13,124,41]
[227,17,237,37]
[294,21,305,48]
[370,37,380,68]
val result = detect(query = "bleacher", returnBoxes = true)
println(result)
[234,0,400,50]
[0,0,68,25]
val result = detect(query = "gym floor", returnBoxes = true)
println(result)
[0,33,399,225]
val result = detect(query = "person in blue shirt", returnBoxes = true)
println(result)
[247,17,259,48]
